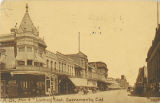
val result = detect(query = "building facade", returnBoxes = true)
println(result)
[146,24,160,96]
[133,66,147,96]
[88,62,108,91]
[116,75,129,89]
[0,4,109,98]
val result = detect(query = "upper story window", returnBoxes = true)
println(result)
[54,62,56,70]
[51,61,53,69]
[34,48,38,53]
[19,46,25,52]
[59,62,61,71]
[27,46,32,52]
[34,62,39,67]
[39,51,43,57]
[17,61,25,66]
[40,63,43,67]
[27,60,32,66]
[46,59,49,68]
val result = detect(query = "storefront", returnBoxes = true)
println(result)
[58,76,75,94]
[1,71,58,98]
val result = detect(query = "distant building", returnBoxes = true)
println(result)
[106,77,121,90]
[115,75,129,89]
[135,66,147,86]
[88,62,108,91]
[133,66,147,96]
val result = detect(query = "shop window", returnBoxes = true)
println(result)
[46,80,50,91]
[37,81,43,89]
[27,60,32,66]
[19,46,25,52]
[27,46,32,52]
[17,61,25,66]
[21,81,28,89]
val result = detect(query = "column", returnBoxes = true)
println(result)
[0,71,2,100]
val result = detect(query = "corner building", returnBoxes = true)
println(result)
[0,4,108,98]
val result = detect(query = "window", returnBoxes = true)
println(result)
[51,61,53,69]
[39,52,43,57]
[54,62,56,70]
[46,60,49,68]
[59,62,61,72]
[40,63,43,67]
[68,67,70,73]
[19,46,25,52]
[62,63,63,72]
[34,62,39,67]
[21,81,28,89]
[37,81,43,89]
[27,60,32,65]
[34,48,38,53]
[17,61,25,66]
[27,46,32,52]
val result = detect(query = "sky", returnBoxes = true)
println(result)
[0,0,158,85]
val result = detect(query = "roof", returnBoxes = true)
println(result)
[89,61,108,70]
[18,4,38,36]
[65,51,88,59]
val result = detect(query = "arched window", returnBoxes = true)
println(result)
[51,61,53,69]
[54,62,56,70]
[46,59,49,68]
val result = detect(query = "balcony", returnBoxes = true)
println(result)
[16,66,50,73]
[0,63,5,70]
[15,66,74,77]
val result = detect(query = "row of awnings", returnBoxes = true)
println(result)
[69,77,97,88]
[9,71,109,88]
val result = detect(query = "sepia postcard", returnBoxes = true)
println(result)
[0,0,160,103]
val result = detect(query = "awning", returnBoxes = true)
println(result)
[69,78,97,87]
[69,78,88,87]
[87,80,97,87]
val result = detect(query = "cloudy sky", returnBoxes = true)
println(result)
[0,0,158,85]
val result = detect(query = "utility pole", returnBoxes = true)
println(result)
[157,0,159,28]
[78,32,80,52]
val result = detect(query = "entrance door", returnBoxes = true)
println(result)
[58,76,75,94]
[45,76,51,95]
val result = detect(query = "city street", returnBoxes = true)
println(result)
[1,89,156,103]
[56,89,154,103]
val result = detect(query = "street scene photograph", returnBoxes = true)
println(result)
[0,0,160,103]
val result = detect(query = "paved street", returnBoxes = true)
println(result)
[1,89,157,103]
[55,89,154,103]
